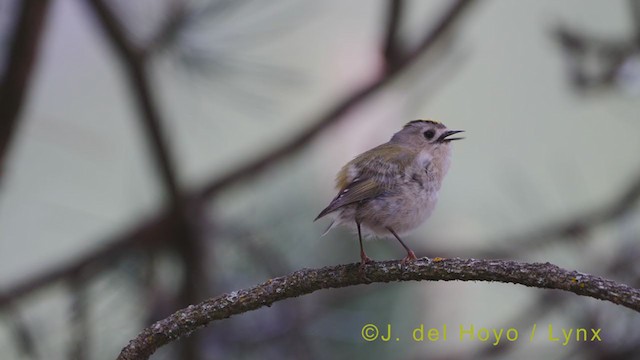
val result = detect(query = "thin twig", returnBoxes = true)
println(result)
[117,257,640,360]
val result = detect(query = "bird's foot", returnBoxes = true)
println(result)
[401,250,418,264]
[359,254,373,280]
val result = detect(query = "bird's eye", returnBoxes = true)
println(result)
[423,130,435,140]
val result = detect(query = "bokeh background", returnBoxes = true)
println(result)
[2,0,640,359]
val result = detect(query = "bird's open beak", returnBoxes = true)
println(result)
[437,130,465,142]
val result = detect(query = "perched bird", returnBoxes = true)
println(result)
[315,120,463,265]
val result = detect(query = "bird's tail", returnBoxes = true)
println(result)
[320,220,337,237]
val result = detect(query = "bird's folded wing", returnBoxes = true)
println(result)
[314,178,384,220]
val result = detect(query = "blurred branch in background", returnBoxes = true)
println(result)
[0,212,174,306]
[0,0,51,182]
[117,258,640,360]
[84,0,209,357]
[143,0,250,57]
[429,240,640,360]
[0,0,476,358]
[0,0,476,306]
[382,0,405,71]
[143,0,189,57]
[5,0,639,359]
[197,0,475,199]
[577,244,640,359]
[553,0,640,92]
[226,231,318,359]
[633,0,640,44]
[69,273,90,360]
[471,168,640,259]
[3,305,37,359]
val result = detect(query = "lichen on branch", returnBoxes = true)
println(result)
[117,257,640,360]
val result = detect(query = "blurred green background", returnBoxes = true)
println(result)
[1,0,640,359]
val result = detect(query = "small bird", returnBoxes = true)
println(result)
[315,120,463,265]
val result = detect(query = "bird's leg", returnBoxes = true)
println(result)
[387,227,417,263]
[357,221,372,265]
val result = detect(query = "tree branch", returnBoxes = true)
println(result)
[629,0,640,45]
[142,0,245,57]
[84,1,207,358]
[382,0,404,71]
[0,210,174,307]
[142,0,188,57]
[472,168,640,258]
[117,257,640,360]
[84,0,182,202]
[0,0,51,180]
[0,0,476,306]
[552,10,640,92]
[196,0,475,199]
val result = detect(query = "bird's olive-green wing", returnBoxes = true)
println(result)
[315,144,417,221]
[314,178,384,220]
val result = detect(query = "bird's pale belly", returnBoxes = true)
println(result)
[332,174,438,237]
[359,189,438,235]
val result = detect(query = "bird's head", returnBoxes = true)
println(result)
[391,119,464,152]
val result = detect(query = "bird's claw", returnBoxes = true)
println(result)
[359,255,373,281]
[401,251,418,264]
